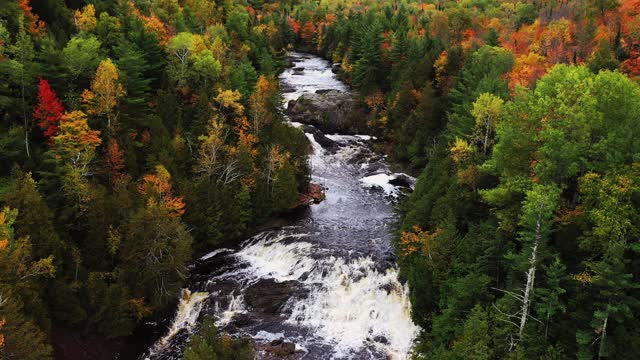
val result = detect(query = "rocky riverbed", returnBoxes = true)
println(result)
[141,52,419,360]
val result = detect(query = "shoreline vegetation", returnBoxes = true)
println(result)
[289,1,640,359]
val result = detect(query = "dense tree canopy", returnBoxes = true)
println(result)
[0,0,310,357]
[285,0,640,358]
[1,0,639,358]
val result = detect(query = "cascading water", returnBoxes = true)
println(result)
[142,53,420,359]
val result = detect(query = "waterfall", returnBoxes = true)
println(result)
[145,289,209,358]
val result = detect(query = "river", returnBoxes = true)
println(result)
[142,53,419,359]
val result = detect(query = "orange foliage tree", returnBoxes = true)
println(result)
[508,52,549,91]
[103,139,126,185]
[300,20,317,42]
[139,165,186,217]
[129,1,171,44]
[249,75,275,134]
[232,116,259,188]
[18,0,45,36]
[288,17,301,35]
[399,225,443,259]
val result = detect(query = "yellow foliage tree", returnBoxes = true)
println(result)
[196,116,228,182]
[471,93,504,155]
[73,4,97,32]
[82,58,125,130]
[450,137,474,165]
[215,89,245,115]
[53,110,102,175]
[249,75,275,134]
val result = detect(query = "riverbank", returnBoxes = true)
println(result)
[141,52,419,360]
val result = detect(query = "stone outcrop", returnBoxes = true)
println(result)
[287,90,366,134]
[245,279,307,314]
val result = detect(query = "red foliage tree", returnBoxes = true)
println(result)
[104,139,125,184]
[33,78,64,142]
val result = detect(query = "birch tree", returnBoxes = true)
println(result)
[471,93,503,155]
[494,184,560,347]
[82,58,125,130]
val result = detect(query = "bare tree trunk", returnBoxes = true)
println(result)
[519,200,545,337]
[22,73,30,158]
[598,309,609,360]
[484,119,490,155]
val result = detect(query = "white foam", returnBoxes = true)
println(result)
[360,173,398,196]
[216,292,247,326]
[280,54,349,106]
[286,257,419,359]
[236,236,315,281]
[227,232,420,359]
[254,330,287,342]
[199,248,232,260]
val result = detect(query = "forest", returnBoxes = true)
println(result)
[0,0,308,358]
[0,0,639,359]
[286,0,640,359]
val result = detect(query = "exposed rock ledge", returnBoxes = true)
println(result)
[286,90,367,134]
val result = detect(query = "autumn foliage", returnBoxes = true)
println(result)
[129,1,171,45]
[104,139,126,184]
[73,4,97,32]
[399,225,442,258]
[33,79,64,142]
[139,165,186,217]
[508,52,549,91]
[287,17,301,35]
[82,58,125,129]
[300,20,317,41]
[18,0,45,36]
[52,111,102,171]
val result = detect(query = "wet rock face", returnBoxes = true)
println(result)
[230,313,256,328]
[256,339,301,359]
[302,124,339,153]
[245,279,308,314]
[286,90,366,134]
[388,174,416,189]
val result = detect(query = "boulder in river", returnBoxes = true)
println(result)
[230,312,256,328]
[287,90,367,134]
[259,339,298,357]
[281,83,296,93]
[245,279,307,314]
[372,335,389,344]
[302,124,339,153]
[296,183,326,208]
[388,173,416,189]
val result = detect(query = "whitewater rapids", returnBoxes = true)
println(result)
[143,53,419,359]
